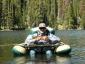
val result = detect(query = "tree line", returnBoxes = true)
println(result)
[0,0,85,30]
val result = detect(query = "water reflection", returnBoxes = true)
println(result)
[0,47,3,56]
[13,54,71,64]
[13,56,27,64]
[56,55,71,64]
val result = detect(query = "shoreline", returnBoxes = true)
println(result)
[0,29,84,31]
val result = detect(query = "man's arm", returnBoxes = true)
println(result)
[48,34,60,44]
[24,34,37,46]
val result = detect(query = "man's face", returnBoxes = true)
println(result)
[39,27,46,32]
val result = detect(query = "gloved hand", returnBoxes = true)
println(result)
[35,36,41,41]
[35,36,49,41]
[41,36,49,41]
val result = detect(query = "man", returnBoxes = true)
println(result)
[24,23,60,46]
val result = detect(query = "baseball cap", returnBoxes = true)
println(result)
[39,23,46,28]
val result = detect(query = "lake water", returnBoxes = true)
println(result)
[0,30,85,64]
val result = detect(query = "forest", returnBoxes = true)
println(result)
[0,0,85,30]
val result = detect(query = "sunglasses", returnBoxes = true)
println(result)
[39,27,46,29]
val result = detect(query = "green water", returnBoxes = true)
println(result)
[0,30,85,64]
